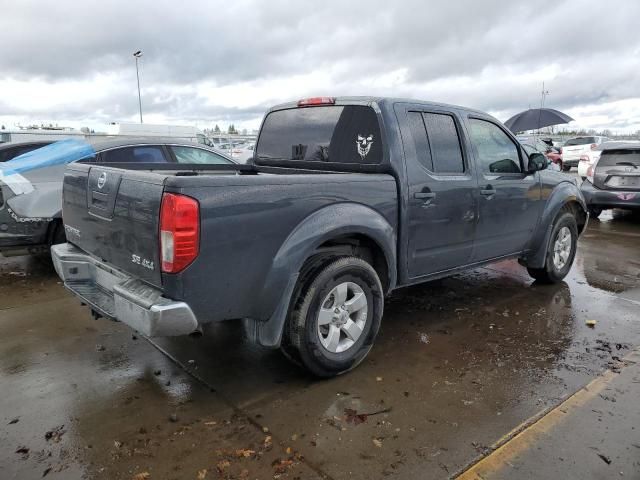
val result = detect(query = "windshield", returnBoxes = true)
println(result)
[256,105,383,164]
[565,137,596,146]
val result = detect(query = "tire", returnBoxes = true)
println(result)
[562,164,571,172]
[527,212,578,284]
[281,256,384,377]
[588,206,602,219]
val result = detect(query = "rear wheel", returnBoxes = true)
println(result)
[562,164,571,172]
[281,256,383,377]
[527,212,578,284]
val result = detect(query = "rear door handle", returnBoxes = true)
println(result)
[414,191,436,207]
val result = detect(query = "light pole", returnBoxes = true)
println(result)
[133,50,143,123]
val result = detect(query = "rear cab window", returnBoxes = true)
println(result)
[256,105,383,166]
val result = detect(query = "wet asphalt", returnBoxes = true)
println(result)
[1,209,639,479]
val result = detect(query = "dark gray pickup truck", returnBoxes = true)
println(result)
[52,96,587,377]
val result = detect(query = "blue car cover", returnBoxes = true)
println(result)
[0,138,95,175]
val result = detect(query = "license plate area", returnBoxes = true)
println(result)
[606,175,640,189]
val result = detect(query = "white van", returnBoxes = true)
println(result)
[105,123,215,147]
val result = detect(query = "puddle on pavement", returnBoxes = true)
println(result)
[0,210,639,479]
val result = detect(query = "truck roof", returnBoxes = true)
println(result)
[268,96,490,117]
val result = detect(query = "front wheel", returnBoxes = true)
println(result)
[281,256,384,377]
[527,212,578,284]
[562,164,571,172]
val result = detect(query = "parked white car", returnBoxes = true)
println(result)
[230,143,255,163]
[561,136,610,171]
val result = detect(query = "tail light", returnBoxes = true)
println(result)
[160,193,199,273]
[590,143,597,150]
[297,97,336,107]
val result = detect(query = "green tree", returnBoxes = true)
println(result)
[214,124,221,134]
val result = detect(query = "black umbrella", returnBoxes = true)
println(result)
[504,108,574,133]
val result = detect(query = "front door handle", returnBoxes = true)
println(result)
[414,192,436,200]
[480,186,496,198]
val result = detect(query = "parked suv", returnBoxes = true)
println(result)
[561,136,610,171]
[52,96,588,377]
[580,142,640,218]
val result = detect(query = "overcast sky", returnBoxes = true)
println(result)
[1,0,639,133]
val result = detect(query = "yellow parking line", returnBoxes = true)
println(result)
[457,348,639,479]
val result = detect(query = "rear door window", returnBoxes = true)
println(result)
[423,113,465,174]
[100,146,169,163]
[408,111,465,173]
[407,111,433,171]
[256,105,382,164]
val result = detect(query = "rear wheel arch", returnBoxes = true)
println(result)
[311,233,392,294]
[249,204,396,348]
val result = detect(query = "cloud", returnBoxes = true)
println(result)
[1,0,639,132]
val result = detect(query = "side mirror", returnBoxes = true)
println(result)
[528,152,547,173]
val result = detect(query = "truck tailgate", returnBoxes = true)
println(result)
[62,163,165,287]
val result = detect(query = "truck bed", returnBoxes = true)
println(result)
[61,161,398,325]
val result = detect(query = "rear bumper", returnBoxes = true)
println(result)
[51,243,198,337]
[580,181,640,209]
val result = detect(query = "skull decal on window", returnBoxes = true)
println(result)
[356,134,374,160]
